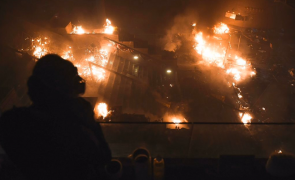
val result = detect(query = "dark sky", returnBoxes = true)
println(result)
[1,0,294,44]
[0,0,226,33]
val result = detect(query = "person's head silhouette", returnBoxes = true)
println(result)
[27,54,85,104]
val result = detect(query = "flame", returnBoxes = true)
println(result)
[172,117,182,125]
[194,32,226,68]
[33,46,48,59]
[91,66,106,81]
[169,116,188,124]
[236,56,246,66]
[193,22,256,125]
[238,93,243,98]
[72,25,85,34]
[213,22,229,34]
[104,19,114,34]
[82,48,110,81]
[239,112,252,125]
[194,30,255,82]
[226,68,241,81]
[94,103,110,119]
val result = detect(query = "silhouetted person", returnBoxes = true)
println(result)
[0,54,111,180]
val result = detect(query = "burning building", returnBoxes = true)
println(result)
[0,16,179,120]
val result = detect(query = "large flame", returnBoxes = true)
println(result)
[172,117,182,125]
[239,112,252,125]
[104,19,115,34]
[213,22,229,35]
[72,25,85,34]
[94,102,111,119]
[193,22,256,124]
[194,24,255,82]
[194,32,226,68]
[169,116,188,124]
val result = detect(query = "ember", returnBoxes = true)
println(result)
[31,37,50,59]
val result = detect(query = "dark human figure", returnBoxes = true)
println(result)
[0,54,111,180]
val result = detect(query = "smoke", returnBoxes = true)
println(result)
[161,10,198,52]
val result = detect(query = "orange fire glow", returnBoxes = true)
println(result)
[169,116,188,124]
[213,22,229,35]
[72,25,85,34]
[31,37,50,59]
[83,48,110,81]
[91,66,106,81]
[62,47,74,61]
[239,112,252,125]
[104,19,115,34]
[166,116,189,129]
[194,32,226,68]
[172,117,182,125]
[194,25,255,82]
[194,22,256,124]
[94,102,110,119]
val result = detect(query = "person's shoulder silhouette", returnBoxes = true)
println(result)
[0,54,111,180]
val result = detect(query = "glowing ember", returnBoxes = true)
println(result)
[30,37,50,59]
[33,46,48,59]
[62,47,74,61]
[72,25,85,34]
[238,93,243,99]
[95,103,110,119]
[104,19,115,34]
[278,150,282,154]
[213,22,229,34]
[239,112,252,125]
